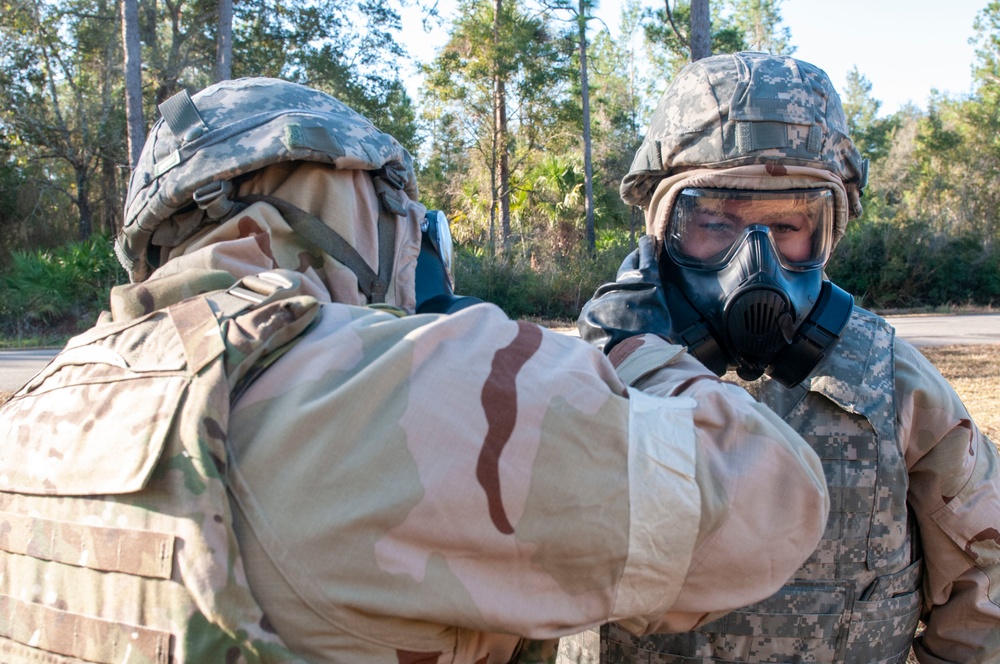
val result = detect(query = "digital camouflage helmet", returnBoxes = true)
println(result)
[630,52,867,386]
[116,77,418,284]
[622,51,868,245]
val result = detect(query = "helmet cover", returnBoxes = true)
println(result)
[117,77,418,282]
[621,52,868,222]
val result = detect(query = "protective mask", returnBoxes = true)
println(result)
[660,187,854,386]
[415,210,483,314]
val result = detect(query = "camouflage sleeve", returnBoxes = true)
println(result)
[895,339,1000,662]
[226,309,828,659]
[604,334,830,634]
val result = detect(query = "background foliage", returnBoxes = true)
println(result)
[0,235,125,344]
[1,0,999,337]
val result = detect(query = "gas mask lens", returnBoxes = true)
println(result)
[667,188,834,270]
[421,210,454,280]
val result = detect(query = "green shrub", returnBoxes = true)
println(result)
[828,218,1000,309]
[453,230,631,320]
[0,235,125,342]
[927,233,1000,305]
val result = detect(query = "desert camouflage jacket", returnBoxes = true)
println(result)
[0,193,831,663]
[895,322,1000,662]
[208,198,832,663]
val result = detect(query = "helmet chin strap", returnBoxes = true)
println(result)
[235,193,396,304]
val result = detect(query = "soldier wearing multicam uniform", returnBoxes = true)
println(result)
[0,78,831,662]
[570,52,1000,664]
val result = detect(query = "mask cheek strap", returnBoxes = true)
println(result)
[766,281,854,387]
[662,285,731,377]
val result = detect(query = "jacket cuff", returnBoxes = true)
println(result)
[608,335,686,387]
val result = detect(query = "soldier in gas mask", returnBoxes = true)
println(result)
[578,52,1000,663]
[0,77,832,663]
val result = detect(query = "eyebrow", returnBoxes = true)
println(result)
[695,206,742,224]
[705,205,814,227]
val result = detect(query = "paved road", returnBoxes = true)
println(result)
[1,349,60,394]
[1,314,998,393]
[881,313,1000,347]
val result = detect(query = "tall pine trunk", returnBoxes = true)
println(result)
[121,0,144,169]
[690,0,711,61]
[216,0,233,81]
[493,0,511,250]
[76,170,93,240]
[578,0,595,255]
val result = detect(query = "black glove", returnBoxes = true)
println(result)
[577,235,675,354]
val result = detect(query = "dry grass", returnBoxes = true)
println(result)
[917,344,1000,444]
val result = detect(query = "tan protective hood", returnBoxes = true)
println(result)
[151,162,421,312]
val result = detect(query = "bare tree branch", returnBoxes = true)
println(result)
[664,0,688,49]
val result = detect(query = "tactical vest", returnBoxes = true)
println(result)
[0,270,319,663]
[600,309,923,664]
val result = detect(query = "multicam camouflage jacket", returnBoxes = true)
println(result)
[0,268,320,662]
[560,308,1000,664]
[0,184,831,663]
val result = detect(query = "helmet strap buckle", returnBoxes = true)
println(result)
[193,180,237,220]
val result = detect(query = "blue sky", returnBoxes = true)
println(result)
[780,0,983,115]
[401,0,988,117]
